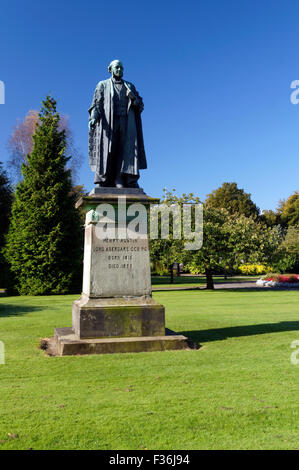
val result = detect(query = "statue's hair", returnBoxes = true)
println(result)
[108,60,123,73]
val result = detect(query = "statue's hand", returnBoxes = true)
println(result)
[131,98,143,111]
[127,89,144,112]
[127,91,136,102]
[89,119,96,130]
[134,101,144,113]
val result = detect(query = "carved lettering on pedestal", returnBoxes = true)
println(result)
[92,238,148,272]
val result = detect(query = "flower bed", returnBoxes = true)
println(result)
[256,274,299,288]
[239,264,269,275]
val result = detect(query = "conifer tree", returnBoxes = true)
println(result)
[4,96,83,295]
[0,162,13,288]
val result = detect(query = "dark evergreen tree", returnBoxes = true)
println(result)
[0,162,13,288]
[4,96,83,295]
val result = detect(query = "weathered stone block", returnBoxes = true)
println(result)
[82,224,152,297]
[72,295,165,339]
[54,327,190,356]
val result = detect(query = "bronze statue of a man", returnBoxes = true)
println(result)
[88,60,147,188]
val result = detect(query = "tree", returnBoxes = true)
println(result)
[272,225,299,273]
[185,209,280,289]
[186,205,230,289]
[150,190,229,289]
[225,214,281,271]
[150,189,280,289]
[260,209,281,227]
[0,162,13,246]
[0,162,13,287]
[283,225,299,257]
[70,184,88,223]
[278,191,299,227]
[7,109,83,183]
[149,189,200,276]
[205,182,260,219]
[4,96,83,295]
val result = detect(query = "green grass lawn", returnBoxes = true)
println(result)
[0,289,299,450]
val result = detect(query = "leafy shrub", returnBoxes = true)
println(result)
[154,261,169,276]
[238,264,269,275]
[184,262,202,275]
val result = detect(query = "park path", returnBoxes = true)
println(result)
[152,281,299,291]
[152,282,255,291]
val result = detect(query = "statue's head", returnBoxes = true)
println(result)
[108,60,124,79]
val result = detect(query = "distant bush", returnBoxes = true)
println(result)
[154,261,169,276]
[183,262,202,275]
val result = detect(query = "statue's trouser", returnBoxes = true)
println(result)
[111,115,128,185]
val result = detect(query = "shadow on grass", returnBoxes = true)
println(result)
[181,321,299,343]
[0,304,45,318]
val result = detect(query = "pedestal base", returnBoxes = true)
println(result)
[52,327,190,356]
[72,295,165,339]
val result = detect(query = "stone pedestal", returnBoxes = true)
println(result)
[72,295,165,339]
[53,188,189,355]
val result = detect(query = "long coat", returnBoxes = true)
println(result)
[88,78,147,180]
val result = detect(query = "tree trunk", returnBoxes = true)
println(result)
[170,265,174,284]
[205,267,214,289]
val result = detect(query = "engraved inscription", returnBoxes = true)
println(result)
[92,238,148,270]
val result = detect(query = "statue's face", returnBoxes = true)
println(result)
[110,62,124,78]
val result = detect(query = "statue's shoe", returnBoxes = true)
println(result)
[95,182,111,188]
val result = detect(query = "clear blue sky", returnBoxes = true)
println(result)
[1,0,299,211]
